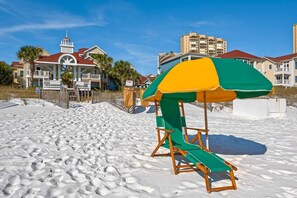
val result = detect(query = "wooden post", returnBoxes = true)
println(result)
[203,91,209,149]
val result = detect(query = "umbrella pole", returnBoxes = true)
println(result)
[203,91,209,149]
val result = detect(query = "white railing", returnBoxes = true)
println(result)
[82,73,90,79]
[75,81,91,90]
[27,70,50,78]
[275,68,290,72]
[275,80,290,85]
[81,73,101,80]
[43,80,61,90]
[90,74,100,79]
[35,70,49,76]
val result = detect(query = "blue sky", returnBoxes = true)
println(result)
[0,0,296,75]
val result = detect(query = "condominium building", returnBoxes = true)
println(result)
[181,32,227,56]
[293,24,297,53]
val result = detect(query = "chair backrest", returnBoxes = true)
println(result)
[159,98,186,145]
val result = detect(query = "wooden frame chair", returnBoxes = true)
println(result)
[151,99,237,193]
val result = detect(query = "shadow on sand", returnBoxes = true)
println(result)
[134,105,156,114]
[188,134,267,155]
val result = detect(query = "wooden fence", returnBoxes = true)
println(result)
[92,90,136,113]
[40,86,69,109]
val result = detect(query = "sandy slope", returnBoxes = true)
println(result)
[0,101,296,197]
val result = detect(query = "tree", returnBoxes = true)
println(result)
[17,46,43,87]
[0,62,13,85]
[111,60,140,86]
[61,71,73,87]
[92,54,113,75]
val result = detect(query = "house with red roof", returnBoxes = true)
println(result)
[218,50,297,87]
[11,61,24,84]
[16,34,108,90]
[217,50,262,68]
[261,54,297,87]
[137,74,156,88]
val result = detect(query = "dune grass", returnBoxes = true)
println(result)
[0,86,40,101]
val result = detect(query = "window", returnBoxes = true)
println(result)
[20,70,24,77]
[14,72,17,78]
[295,76,297,83]
[295,62,297,70]
[269,65,272,70]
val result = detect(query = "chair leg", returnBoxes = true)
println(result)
[168,135,178,175]
[151,133,169,157]
[230,170,237,190]
[204,173,211,193]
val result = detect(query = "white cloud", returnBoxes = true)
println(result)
[114,42,157,74]
[0,17,105,35]
[189,20,217,27]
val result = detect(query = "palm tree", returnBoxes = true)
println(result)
[92,54,113,74]
[91,54,113,90]
[112,60,140,87]
[17,46,43,87]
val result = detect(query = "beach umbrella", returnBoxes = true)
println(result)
[142,57,273,149]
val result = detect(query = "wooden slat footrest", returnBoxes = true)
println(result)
[209,185,236,193]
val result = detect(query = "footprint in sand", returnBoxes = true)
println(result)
[260,174,273,180]
[2,175,21,195]
[96,187,112,196]
[2,184,18,195]
[181,181,198,189]
[21,187,41,198]
[161,190,184,197]
[124,176,137,184]
[126,182,155,194]
[142,163,154,169]
[46,187,62,197]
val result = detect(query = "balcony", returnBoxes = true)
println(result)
[275,79,290,85]
[81,73,101,81]
[27,70,50,78]
[43,80,61,90]
[75,81,91,91]
[274,68,291,75]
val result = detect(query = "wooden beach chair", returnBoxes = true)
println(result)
[151,99,237,193]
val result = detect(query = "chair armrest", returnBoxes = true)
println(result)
[185,127,208,133]
[156,128,174,133]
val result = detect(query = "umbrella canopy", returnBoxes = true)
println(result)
[142,57,273,102]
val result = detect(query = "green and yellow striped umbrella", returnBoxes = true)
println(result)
[142,57,273,102]
[143,57,273,149]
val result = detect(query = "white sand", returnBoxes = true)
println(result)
[0,99,296,197]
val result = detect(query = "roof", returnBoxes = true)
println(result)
[160,52,208,65]
[272,53,297,62]
[218,50,261,59]
[11,61,23,68]
[78,48,88,54]
[37,52,95,65]
[139,75,156,84]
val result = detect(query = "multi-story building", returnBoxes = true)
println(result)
[293,24,297,53]
[11,61,24,84]
[181,32,227,56]
[261,54,297,87]
[218,49,297,87]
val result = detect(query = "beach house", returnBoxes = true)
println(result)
[14,34,108,90]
